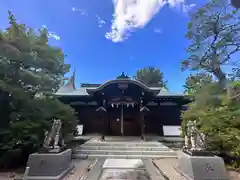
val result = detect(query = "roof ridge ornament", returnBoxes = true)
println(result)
[65,69,76,89]
[116,72,129,79]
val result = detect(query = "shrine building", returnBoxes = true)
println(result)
[55,72,191,138]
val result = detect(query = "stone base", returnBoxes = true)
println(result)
[38,146,66,154]
[24,149,73,180]
[183,148,213,156]
[176,151,229,180]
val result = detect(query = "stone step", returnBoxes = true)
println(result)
[82,142,167,147]
[73,149,176,156]
[75,145,169,151]
[72,154,177,159]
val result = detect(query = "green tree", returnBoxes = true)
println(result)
[0,11,76,168]
[135,67,167,88]
[183,72,213,95]
[181,0,240,87]
[182,82,240,168]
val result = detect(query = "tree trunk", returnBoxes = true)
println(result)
[212,67,227,88]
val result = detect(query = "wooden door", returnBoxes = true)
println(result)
[123,107,141,136]
[109,107,122,136]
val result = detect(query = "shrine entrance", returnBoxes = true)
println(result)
[108,103,141,136]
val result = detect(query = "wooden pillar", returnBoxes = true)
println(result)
[140,106,149,141]
[140,112,145,141]
[101,111,105,141]
[96,106,107,141]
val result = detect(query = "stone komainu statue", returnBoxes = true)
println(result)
[43,119,64,151]
[184,120,207,151]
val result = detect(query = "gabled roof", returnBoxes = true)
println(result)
[55,72,185,97]
[55,86,183,97]
[156,87,183,97]
[86,79,159,94]
[57,70,76,93]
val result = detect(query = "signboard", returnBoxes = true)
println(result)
[163,126,181,136]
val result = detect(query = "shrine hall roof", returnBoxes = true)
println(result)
[55,72,185,97]
[55,79,184,97]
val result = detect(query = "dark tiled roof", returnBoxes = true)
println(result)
[55,86,183,97]
[55,73,184,97]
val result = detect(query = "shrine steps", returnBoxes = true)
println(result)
[72,140,177,159]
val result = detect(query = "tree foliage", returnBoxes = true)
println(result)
[182,74,240,168]
[181,1,240,167]
[0,12,77,168]
[181,0,240,87]
[183,72,213,95]
[135,66,167,88]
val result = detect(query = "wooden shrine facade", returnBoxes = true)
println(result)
[55,73,191,138]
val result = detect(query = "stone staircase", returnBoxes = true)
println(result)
[72,139,177,159]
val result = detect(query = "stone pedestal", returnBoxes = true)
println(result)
[176,151,229,180]
[183,148,213,156]
[24,149,73,180]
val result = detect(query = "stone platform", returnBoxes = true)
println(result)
[176,151,229,180]
[83,158,165,180]
[24,149,73,180]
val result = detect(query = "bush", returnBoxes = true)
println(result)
[181,84,240,168]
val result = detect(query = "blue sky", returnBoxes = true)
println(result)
[0,0,207,93]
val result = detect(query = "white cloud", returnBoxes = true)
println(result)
[48,32,60,40]
[72,7,88,16]
[106,0,194,43]
[72,7,106,28]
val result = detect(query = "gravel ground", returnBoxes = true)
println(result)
[0,172,23,180]
[0,167,24,180]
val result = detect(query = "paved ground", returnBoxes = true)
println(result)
[62,159,92,180]
[100,159,151,180]
[0,160,92,180]
[0,158,239,180]
[153,158,240,180]
[83,158,164,180]
[153,158,187,180]
[99,169,151,180]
